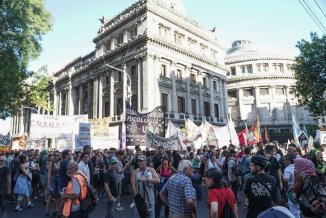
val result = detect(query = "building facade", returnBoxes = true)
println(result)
[225,39,315,133]
[51,0,229,127]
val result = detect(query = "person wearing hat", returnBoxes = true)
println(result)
[244,155,278,218]
[131,155,159,218]
[104,156,118,218]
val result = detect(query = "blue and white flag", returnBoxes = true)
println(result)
[292,114,304,146]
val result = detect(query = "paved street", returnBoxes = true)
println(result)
[3,186,247,218]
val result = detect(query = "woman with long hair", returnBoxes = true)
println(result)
[205,167,238,218]
[46,151,60,216]
[13,154,34,211]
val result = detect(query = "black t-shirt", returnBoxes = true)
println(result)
[104,170,117,197]
[244,173,277,218]
[152,155,167,170]
[59,159,70,189]
[266,156,281,185]
[0,166,10,191]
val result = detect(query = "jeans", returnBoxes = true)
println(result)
[230,180,239,201]
[105,199,115,218]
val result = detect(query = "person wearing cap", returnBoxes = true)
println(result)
[104,156,118,218]
[131,155,159,218]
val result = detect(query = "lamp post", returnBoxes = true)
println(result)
[105,64,132,116]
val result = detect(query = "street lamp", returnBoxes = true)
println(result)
[23,106,38,113]
[105,64,132,116]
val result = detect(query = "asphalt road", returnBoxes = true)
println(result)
[2,186,247,218]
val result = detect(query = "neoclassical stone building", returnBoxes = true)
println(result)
[226,39,315,133]
[51,0,229,127]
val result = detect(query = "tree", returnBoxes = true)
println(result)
[27,65,53,111]
[292,32,326,117]
[0,0,52,119]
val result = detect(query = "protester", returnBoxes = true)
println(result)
[59,150,73,191]
[244,155,277,218]
[0,154,11,215]
[61,162,88,218]
[46,151,60,216]
[160,160,197,218]
[205,167,238,218]
[103,156,118,218]
[131,155,159,218]
[13,154,34,211]
[78,152,91,184]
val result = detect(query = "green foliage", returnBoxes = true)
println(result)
[292,32,326,116]
[0,0,52,119]
[27,65,53,111]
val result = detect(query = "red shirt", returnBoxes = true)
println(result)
[207,187,236,218]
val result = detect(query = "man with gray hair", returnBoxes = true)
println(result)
[160,160,196,218]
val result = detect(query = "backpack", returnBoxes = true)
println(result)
[76,173,98,213]
[221,189,236,218]
[299,175,326,216]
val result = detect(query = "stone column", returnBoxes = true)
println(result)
[218,79,224,118]
[87,81,92,118]
[235,66,240,76]
[285,86,291,120]
[270,85,276,120]
[154,56,161,107]
[254,86,260,118]
[185,66,191,114]
[222,79,228,121]
[237,88,243,120]
[137,59,142,112]
[53,85,58,115]
[252,63,257,74]
[141,56,149,111]
[123,65,127,116]
[58,92,62,116]
[170,62,177,113]
[110,72,115,117]
[92,78,99,118]
[79,84,83,114]
[209,76,215,118]
[198,82,204,116]
[98,76,103,118]
[68,80,74,115]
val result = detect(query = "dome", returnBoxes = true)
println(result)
[225,39,292,64]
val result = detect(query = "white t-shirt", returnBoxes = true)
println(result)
[283,164,295,190]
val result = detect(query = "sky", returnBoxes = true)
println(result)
[28,0,326,74]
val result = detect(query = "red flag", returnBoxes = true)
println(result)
[237,128,247,146]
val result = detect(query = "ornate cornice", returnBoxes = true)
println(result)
[228,75,295,84]
[148,37,228,72]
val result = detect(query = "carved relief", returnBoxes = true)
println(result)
[159,77,172,89]
[176,79,186,91]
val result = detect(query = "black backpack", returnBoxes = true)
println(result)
[221,189,236,218]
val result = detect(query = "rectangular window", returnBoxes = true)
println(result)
[131,27,137,38]
[105,76,110,85]
[162,93,168,112]
[214,104,219,118]
[131,65,137,80]
[176,69,182,79]
[191,99,197,115]
[231,67,236,75]
[213,81,217,90]
[117,98,123,115]
[204,102,210,117]
[177,96,185,113]
[228,91,237,99]
[260,88,269,96]
[203,77,207,87]
[161,64,167,77]
[174,32,184,45]
[243,89,253,97]
[105,101,110,117]
[247,65,253,74]
[276,87,284,95]
[190,73,196,83]
[117,34,123,45]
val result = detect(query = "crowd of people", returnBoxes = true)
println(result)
[0,141,325,218]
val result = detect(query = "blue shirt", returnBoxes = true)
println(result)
[59,159,70,190]
[160,172,196,215]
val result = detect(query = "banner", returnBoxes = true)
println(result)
[89,118,109,137]
[76,123,91,150]
[207,127,218,148]
[56,134,73,151]
[205,121,230,148]
[30,114,88,138]
[11,136,26,150]
[227,116,239,147]
[320,131,326,145]
[0,132,10,146]
[92,126,120,150]
[125,105,165,146]
[27,137,47,150]
[166,120,187,150]
[292,114,305,146]
[147,131,179,150]
[120,123,126,150]
[185,119,199,137]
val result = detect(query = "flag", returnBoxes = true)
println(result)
[292,114,303,146]
[264,126,270,142]
[185,119,199,137]
[120,122,126,150]
[252,116,260,141]
[227,115,240,147]
[237,128,247,146]
[206,127,218,148]
[245,122,256,145]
